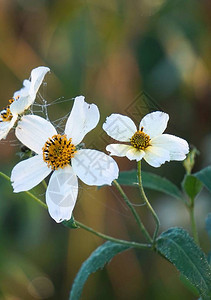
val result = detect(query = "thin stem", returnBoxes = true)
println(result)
[188,202,199,245]
[137,161,160,243]
[0,171,11,182]
[0,171,48,209]
[25,191,48,209]
[113,179,152,243]
[73,220,152,250]
[42,180,48,190]
[0,171,152,250]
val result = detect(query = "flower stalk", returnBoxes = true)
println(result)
[71,220,152,250]
[42,179,48,190]
[137,161,160,243]
[188,205,199,245]
[0,172,47,209]
[0,171,152,250]
[185,197,199,245]
[113,179,152,243]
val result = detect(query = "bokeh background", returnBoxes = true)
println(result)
[0,0,211,299]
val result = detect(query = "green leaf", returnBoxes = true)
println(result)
[182,174,203,201]
[194,166,211,192]
[69,242,130,300]
[180,274,199,296]
[205,213,211,242]
[156,227,211,300]
[205,214,211,265]
[117,170,183,200]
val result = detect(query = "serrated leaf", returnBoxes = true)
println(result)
[194,166,211,192]
[205,214,211,241]
[69,242,130,300]
[180,274,199,296]
[182,174,203,201]
[205,214,211,264]
[156,227,211,300]
[117,170,183,200]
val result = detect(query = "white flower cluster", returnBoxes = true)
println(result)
[0,67,189,223]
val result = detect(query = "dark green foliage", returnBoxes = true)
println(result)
[157,228,211,300]
[117,169,183,200]
[182,174,203,202]
[194,167,211,192]
[69,242,130,300]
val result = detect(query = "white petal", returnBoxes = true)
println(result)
[0,115,17,140]
[125,148,145,161]
[46,165,78,223]
[11,155,51,192]
[151,134,189,161]
[11,66,50,115]
[139,111,169,138]
[65,96,100,145]
[13,79,30,100]
[106,144,132,157]
[72,149,119,186]
[29,66,50,95]
[11,81,31,114]
[15,115,57,154]
[103,114,137,142]
[143,146,170,167]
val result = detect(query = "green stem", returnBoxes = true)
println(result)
[113,180,152,243]
[137,161,160,243]
[0,171,152,250]
[188,202,199,245]
[0,172,47,209]
[73,220,152,250]
[42,180,48,190]
[25,191,48,209]
[0,171,11,182]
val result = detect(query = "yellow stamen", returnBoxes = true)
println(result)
[9,98,15,104]
[42,134,76,170]
[0,106,12,122]
[130,129,150,150]
[0,98,15,122]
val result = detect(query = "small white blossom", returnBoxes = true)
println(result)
[103,111,189,167]
[11,96,119,223]
[0,66,50,140]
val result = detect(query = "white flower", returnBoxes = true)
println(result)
[11,96,119,223]
[0,66,50,140]
[103,111,189,167]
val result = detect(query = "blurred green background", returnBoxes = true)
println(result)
[0,0,211,299]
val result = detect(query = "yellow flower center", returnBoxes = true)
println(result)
[42,134,76,170]
[0,98,15,122]
[130,128,150,150]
